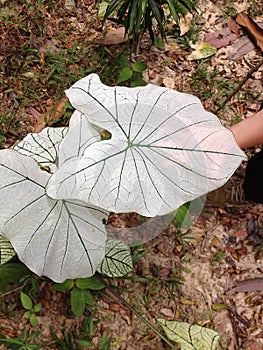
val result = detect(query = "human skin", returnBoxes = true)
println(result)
[229,109,263,149]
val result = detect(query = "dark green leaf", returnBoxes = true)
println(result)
[83,289,94,305]
[20,291,33,310]
[52,279,74,291]
[173,203,193,229]
[23,310,32,319]
[70,287,86,318]
[30,313,38,327]
[132,62,147,72]
[104,0,123,19]
[117,67,133,83]
[33,303,42,312]
[130,79,148,87]
[76,339,93,347]
[154,36,165,50]
[0,263,31,284]
[76,277,105,290]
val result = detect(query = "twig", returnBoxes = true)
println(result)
[213,59,263,114]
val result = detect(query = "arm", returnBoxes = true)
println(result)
[229,109,263,149]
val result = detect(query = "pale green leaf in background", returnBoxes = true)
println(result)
[188,42,217,61]
[157,318,220,350]
[0,235,16,266]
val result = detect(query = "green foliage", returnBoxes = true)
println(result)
[50,313,111,349]
[0,262,31,293]
[116,55,148,86]
[104,0,197,44]
[0,329,50,350]
[20,291,42,327]
[52,277,105,318]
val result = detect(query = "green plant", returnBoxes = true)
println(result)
[0,73,246,284]
[50,322,111,350]
[20,291,42,327]
[104,0,198,45]
[0,262,32,293]
[52,276,104,318]
[0,329,50,350]
[116,56,148,87]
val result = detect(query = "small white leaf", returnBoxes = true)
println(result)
[14,127,67,172]
[0,235,16,265]
[97,239,133,277]
[47,74,246,217]
[157,318,220,350]
[0,150,108,282]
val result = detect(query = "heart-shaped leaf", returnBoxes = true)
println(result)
[47,74,246,217]
[0,150,107,282]
[97,239,133,277]
[157,318,220,350]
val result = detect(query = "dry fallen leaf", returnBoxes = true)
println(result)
[162,76,175,89]
[34,96,69,133]
[226,277,263,295]
[228,36,256,60]
[228,20,241,35]
[96,27,128,46]
[204,28,238,49]
[188,42,217,60]
[236,13,263,52]
[179,12,193,36]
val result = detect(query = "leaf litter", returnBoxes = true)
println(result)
[1,0,263,349]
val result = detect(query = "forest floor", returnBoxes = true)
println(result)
[1,0,263,349]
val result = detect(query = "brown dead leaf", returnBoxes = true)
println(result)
[228,20,241,36]
[236,13,263,52]
[226,277,263,295]
[245,341,263,350]
[228,36,256,60]
[163,76,175,89]
[32,38,60,54]
[159,308,174,319]
[96,27,128,46]
[179,12,193,36]
[204,27,238,49]
[34,96,69,133]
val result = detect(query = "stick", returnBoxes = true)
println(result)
[213,59,263,114]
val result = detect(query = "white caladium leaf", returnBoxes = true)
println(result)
[0,149,108,282]
[14,127,68,172]
[58,110,101,167]
[47,74,246,217]
[97,238,133,277]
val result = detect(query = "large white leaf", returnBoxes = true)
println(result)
[0,149,107,282]
[47,74,246,217]
[58,110,101,167]
[14,127,68,172]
